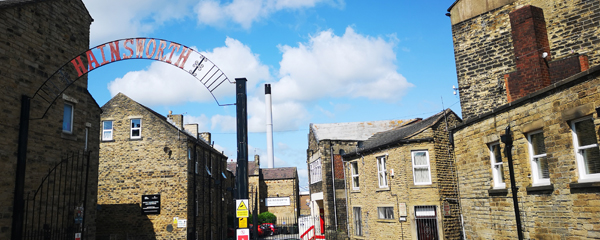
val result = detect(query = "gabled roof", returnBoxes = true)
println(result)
[226,162,297,180]
[311,119,419,142]
[345,109,461,157]
[262,167,297,180]
[102,93,223,156]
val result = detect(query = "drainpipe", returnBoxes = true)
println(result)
[343,160,350,235]
[329,141,338,231]
[500,126,523,240]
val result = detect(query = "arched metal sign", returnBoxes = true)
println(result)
[31,37,234,119]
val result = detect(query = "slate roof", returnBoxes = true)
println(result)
[262,167,297,180]
[311,119,419,142]
[227,162,297,180]
[227,161,259,176]
[345,109,460,157]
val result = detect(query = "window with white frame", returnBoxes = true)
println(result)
[102,120,113,141]
[377,155,388,188]
[489,142,506,189]
[571,117,600,182]
[377,206,394,219]
[310,158,322,184]
[130,118,141,139]
[528,130,550,186]
[412,150,432,185]
[63,103,74,133]
[353,207,362,236]
[350,161,359,190]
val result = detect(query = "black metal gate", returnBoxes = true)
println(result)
[22,151,91,240]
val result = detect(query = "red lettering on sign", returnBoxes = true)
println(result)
[166,42,181,64]
[123,39,134,59]
[70,56,88,77]
[109,41,121,62]
[175,47,192,69]
[155,40,168,61]
[86,50,100,71]
[146,39,157,59]
[97,44,109,65]
[135,38,146,58]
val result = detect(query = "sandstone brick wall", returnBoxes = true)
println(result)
[344,113,463,240]
[98,93,231,239]
[454,68,600,239]
[0,0,99,239]
[451,0,600,120]
[307,130,359,236]
[263,178,299,220]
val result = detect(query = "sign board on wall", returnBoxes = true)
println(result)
[266,197,290,207]
[141,194,160,215]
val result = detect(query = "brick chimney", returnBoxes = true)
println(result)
[505,5,551,102]
[167,110,184,129]
[184,123,199,138]
[200,132,211,144]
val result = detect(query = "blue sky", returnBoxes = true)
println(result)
[81,0,461,190]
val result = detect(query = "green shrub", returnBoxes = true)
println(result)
[258,211,276,224]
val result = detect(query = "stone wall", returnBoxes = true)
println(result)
[98,93,231,239]
[344,113,462,240]
[450,0,600,120]
[264,178,299,220]
[454,68,600,239]
[0,0,99,239]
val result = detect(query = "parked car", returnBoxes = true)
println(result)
[261,223,278,235]
[249,224,266,237]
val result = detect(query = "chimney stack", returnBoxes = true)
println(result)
[265,84,274,168]
[184,124,199,138]
[505,5,551,102]
[167,111,184,129]
[200,132,211,144]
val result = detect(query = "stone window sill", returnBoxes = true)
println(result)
[376,187,390,192]
[102,139,115,142]
[526,184,553,194]
[488,188,508,196]
[570,181,600,193]
[376,219,396,223]
[61,132,77,141]
[350,189,361,193]
[129,137,143,141]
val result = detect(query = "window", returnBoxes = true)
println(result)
[377,206,394,219]
[310,158,322,184]
[102,121,113,140]
[377,155,388,188]
[528,131,550,186]
[489,142,505,189]
[571,117,600,182]
[412,150,432,185]
[130,118,141,139]
[350,161,359,190]
[353,207,362,236]
[63,103,74,133]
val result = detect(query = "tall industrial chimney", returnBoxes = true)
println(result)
[265,84,274,168]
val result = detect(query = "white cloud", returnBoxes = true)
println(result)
[83,0,195,45]
[274,27,413,102]
[247,96,309,132]
[183,114,210,132]
[107,38,270,106]
[211,114,237,132]
[194,0,342,29]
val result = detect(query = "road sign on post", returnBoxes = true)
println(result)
[237,228,249,240]
[236,199,249,218]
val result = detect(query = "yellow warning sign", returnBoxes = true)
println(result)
[237,210,249,218]
[239,217,248,228]
[238,201,247,210]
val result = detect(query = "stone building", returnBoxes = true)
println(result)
[306,119,418,237]
[448,0,600,239]
[97,93,234,240]
[227,155,300,221]
[0,0,101,239]
[299,191,310,216]
[343,110,462,240]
